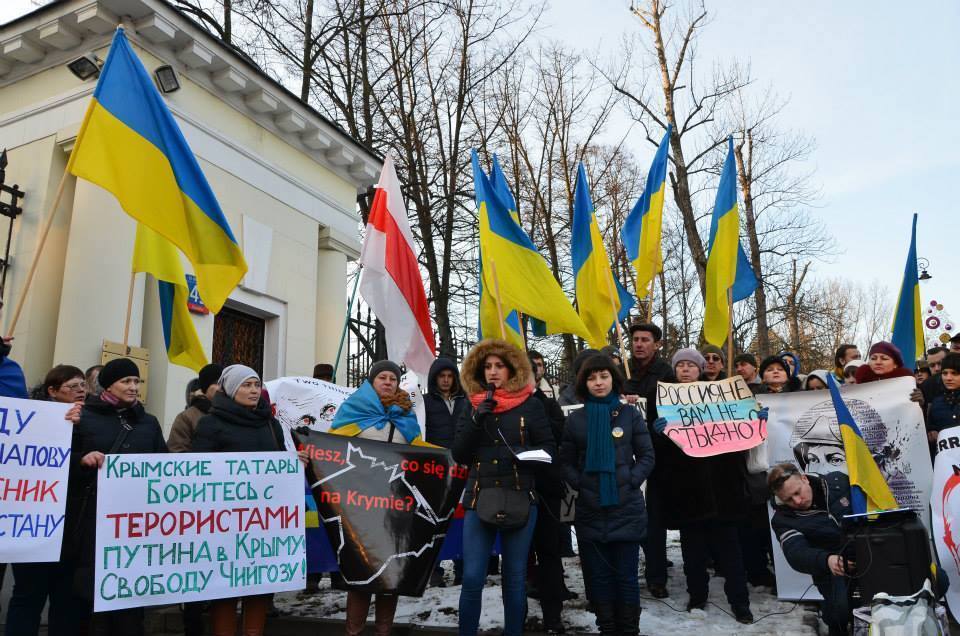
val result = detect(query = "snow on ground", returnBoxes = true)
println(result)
[274,531,820,634]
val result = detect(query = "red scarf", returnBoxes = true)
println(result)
[469,383,534,413]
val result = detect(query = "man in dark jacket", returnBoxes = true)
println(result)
[620,323,673,598]
[699,344,727,381]
[769,464,856,635]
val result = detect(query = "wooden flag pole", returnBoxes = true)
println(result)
[726,287,734,377]
[646,283,654,323]
[489,259,507,340]
[5,168,70,338]
[122,271,137,351]
[606,274,631,380]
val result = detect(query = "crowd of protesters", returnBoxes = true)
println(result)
[1,325,957,636]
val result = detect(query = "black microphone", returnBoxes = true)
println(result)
[485,382,496,402]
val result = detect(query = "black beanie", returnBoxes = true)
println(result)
[99,358,140,391]
[368,360,402,383]
[759,355,787,379]
[198,363,224,394]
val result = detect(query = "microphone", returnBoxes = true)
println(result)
[485,382,496,401]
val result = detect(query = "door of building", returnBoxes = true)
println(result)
[212,306,265,377]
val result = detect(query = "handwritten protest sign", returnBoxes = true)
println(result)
[656,376,763,457]
[94,452,306,611]
[0,397,71,562]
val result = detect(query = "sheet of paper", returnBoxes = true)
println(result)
[516,449,552,463]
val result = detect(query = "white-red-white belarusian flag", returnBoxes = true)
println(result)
[359,155,436,377]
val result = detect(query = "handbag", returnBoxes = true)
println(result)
[475,486,531,530]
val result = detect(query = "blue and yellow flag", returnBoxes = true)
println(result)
[703,137,758,346]
[826,374,897,514]
[622,125,671,298]
[68,28,247,313]
[472,150,589,341]
[891,213,924,366]
[132,226,207,371]
[476,157,524,349]
[572,163,635,348]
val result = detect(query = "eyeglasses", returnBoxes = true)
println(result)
[704,355,723,362]
[60,381,87,391]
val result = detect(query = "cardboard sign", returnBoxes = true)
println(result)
[93,452,306,610]
[931,426,960,617]
[292,429,466,596]
[656,376,763,456]
[0,398,71,562]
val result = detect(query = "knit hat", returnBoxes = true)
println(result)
[218,364,260,398]
[368,360,402,384]
[672,348,706,372]
[700,344,725,362]
[759,355,788,378]
[868,341,903,368]
[198,363,224,394]
[98,358,140,391]
[733,352,757,368]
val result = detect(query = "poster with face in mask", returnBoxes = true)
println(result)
[761,376,931,599]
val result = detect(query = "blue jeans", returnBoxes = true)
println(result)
[578,539,641,605]
[459,507,538,636]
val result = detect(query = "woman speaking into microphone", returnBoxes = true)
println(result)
[452,339,555,636]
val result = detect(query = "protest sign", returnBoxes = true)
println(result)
[763,377,931,600]
[292,428,466,595]
[656,376,763,456]
[931,426,960,617]
[0,397,71,562]
[265,377,356,448]
[94,452,306,611]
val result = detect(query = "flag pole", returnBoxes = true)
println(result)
[5,168,70,338]
[122,271,137,350]
[489,259,507,340]
[646,283,654,323]
[332,268,362,380]
[606,274,631,380]
[726,287,734,377]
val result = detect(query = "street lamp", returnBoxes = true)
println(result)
[918,257,932,281]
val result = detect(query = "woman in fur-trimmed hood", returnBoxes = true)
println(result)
[453,339,555,636]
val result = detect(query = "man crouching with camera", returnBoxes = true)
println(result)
[768,463,857,636]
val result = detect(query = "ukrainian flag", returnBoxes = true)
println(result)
[472,150,589,341]
[476,157,524,349]
[622,125,671,299]
[572,163,635,348]
[703,137,758,346]
[132,226,208,371]
[67,28,247,314]
[826,374,897,514]
[891,213,924,366]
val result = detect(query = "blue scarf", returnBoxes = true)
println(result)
[585,391,620,507]
[330,381,421,443]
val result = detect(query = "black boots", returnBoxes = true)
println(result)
[593,603,617,635]
[616,604,641,635]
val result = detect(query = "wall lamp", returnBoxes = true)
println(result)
[153,65,181,93]
[66,53,102,81]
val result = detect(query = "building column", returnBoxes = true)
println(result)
[316,227,359,385]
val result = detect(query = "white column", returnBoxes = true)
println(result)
[316,227,359,384]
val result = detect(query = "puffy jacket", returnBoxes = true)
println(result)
[192,392,286,453]
[770,472,852,579]
[927,391,960,435]
[559,403,654,543]
[65,394,167,592]
[452,339,556,510]
[531,387,566,498]
[422,358,467,448]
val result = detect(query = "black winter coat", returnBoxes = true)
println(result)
[623,355,673,400]
[192,393,286,453]
[770,472,852,580]
[423,358,467,449]
[65,395,167,593]
[927,391,960,435]
[531,387,567,498]
[452,395,556,510]
[560,403,654,543]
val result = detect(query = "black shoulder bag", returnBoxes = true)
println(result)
[475,418,532,530]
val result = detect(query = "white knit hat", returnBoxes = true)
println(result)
[218,364,260,398]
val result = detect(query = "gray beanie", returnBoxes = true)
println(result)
[672,348,706,372]
[368,360,402,384]
[218,364,260,398]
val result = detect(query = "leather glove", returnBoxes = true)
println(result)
[653,417,667,434]
[474,398,497,423]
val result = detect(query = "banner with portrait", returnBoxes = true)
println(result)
[761,377,931,599]
[930,426,960,617]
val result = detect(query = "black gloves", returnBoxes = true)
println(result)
[474,398,497,423]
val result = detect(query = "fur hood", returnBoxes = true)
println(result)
[460,338,533,396]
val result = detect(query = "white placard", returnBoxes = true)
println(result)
[931,426,960,617]
[94,452,306,610]
[761,377,931,600]
[0,398,71,562]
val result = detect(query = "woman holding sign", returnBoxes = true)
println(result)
[191,365,287,636]
[453,339,555,636]
[558,354,655,635]
[63,358,167,635]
